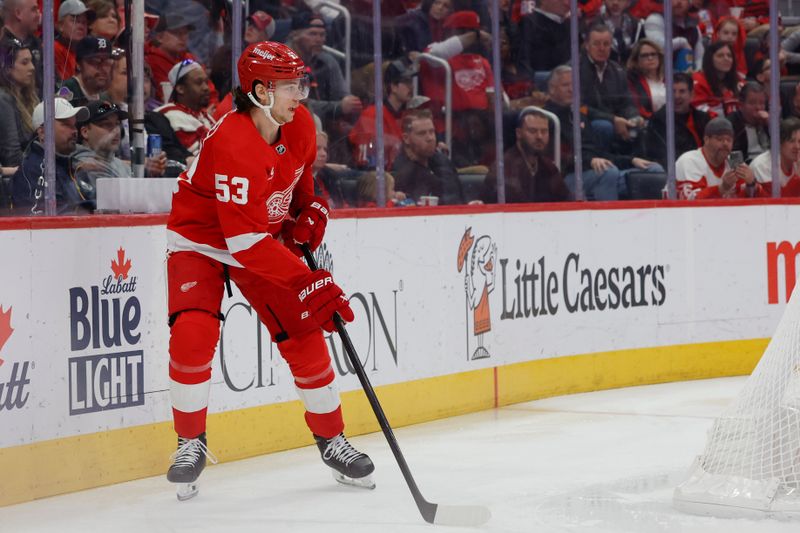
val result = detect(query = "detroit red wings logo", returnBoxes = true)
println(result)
[266,165,304,223]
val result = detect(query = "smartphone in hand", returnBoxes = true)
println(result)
[727,150,744,168]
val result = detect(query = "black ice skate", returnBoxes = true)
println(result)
[315,433,376,489]
[167,432,218,501]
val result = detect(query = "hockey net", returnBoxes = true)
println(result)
[673,289,800,519]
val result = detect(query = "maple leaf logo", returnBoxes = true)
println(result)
[0,306,13,367]
[111,247,132,280]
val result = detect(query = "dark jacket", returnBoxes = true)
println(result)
[391,148,465,205]
[483,144,570,203]
[10,141,94,215]
[544,100,639,173]
[519,11,572,76]
[580,53,639,123]
[642,106,710,167]
[728,110,770,163]
[0,88,31,167]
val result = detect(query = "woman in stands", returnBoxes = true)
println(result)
[691,41,742,117]
[86,0,121,41]
[712,16,748,76]
[0,41,39,171]
[626,39,666,121]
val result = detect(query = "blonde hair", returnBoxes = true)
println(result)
[357,171,395,205]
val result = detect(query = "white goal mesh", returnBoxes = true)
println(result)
[674,289,800,518]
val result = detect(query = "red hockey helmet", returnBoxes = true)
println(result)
[237,41,306,95]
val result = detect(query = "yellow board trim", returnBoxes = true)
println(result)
[0,339,767,507]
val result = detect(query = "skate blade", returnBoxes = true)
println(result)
[175,482,199,501]
[332,470,376,490]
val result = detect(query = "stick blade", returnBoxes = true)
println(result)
[432,504,492,527]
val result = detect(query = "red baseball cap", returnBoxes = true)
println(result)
[443,10,480,30]
[248,10,276,39]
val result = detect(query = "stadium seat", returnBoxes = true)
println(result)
[458,173,487,203]
[624,171,666,200]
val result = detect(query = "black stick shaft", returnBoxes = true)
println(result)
[301,245,437,523]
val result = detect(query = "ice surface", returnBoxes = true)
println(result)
[2,377,796,532]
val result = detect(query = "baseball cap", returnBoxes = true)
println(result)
[704,117,734,137]
[32,98,90,130]
[406,95,431,110]
[154,12,196,33]
[384,60,416,84]
[247,10,276,38]
[292,11,325,31]
[75,36,112,61]
[443,10,481,30]
[58,0,96,21]
[78,100,128,127]
[168,58,203,87]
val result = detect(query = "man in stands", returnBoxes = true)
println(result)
[73,100,166,185]
[518,0,571,75]
[157,59,215,156]
[287,12,361,129]
[54,0,94,81]
[348,60,414,170]
[146,13,217,103]
[580,23,641,149]
[391,109,464,205]
[62,36,114,106]
[750,117,800,197]
[642,72,710,168]
[483,108,570,203]
[11,98,92,214]
[675,117,760,199]
[729,82,770,163]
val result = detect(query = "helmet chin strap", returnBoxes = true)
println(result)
[247,91,285,126]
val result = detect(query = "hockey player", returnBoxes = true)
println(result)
[164,41,374,500]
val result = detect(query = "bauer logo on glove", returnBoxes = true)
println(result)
[297,269,354,332]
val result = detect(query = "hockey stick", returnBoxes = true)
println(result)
[301,244,491,527]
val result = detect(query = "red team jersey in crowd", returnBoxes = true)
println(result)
[166,104,317,289]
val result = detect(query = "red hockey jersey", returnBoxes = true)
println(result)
[166,105,317,289]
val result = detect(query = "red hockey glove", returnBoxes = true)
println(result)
[297,269,354,332]
[280,219,303,257]
[292,197,329,252]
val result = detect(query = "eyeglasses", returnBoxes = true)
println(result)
[639,52,659,60]
[94,101,120,116]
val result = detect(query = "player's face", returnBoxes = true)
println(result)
[270,79,307,122]
[781,130,800,163]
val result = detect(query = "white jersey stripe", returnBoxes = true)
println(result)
[225,232,271,254]
[166,229,244,267]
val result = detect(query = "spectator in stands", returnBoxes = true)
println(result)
[288,12,361,125]
[422,10,496,166]
[733,0,768,33]
[482,108,570,203]
[691,41,741,117]
[675,116,758,199]
[1,0,40,52]
[391,109,465,205]
[781,28,800,74]
[642,72,710,167]
[519,0,571,76]
[157,59,214,156]
[54,0,94,81]
[145,13,204,103]
[62,36,114,106]
[0,41,38,169]
[545,64,661,200]
[348,60,414,170]
[11,98,93,215]
[356,171,410,208]
[499,27,535,108]
[643,0,704,72]
[73,99,166,183]
[86,0,119,41]
[312,130,354,208]
[581,23,642,149]
[626,39,666,120]
[713,16,747,76]
[397,0,454,55]
[728,81,769,163]
[750,117,800,197]
[587,0,644,64]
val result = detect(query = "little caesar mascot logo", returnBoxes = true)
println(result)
[457,228,497,360]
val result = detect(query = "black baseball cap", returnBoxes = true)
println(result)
[75,36,113,61]
[154,12,196,33]
[385,60,416,84]
[79,100,128,126]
